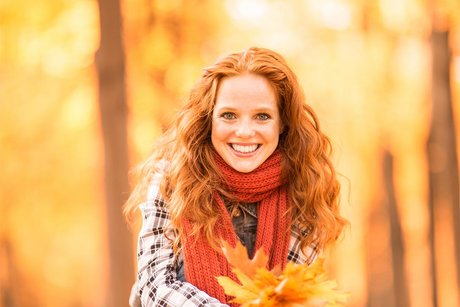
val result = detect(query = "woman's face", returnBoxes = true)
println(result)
[211,73,282,173]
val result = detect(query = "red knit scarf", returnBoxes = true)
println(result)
[182,150,291,305]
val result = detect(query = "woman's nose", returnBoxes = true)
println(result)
[235,120,256,138]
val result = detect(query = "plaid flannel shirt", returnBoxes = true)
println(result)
[130,163,318,307]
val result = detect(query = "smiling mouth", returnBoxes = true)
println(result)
[231,144,260,153]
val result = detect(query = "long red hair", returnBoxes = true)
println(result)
[125,47,347,253]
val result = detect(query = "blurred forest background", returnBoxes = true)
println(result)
[1,0,460,306]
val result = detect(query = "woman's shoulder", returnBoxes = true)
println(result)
[149,158,170,177]
[149,159,170,185]
[289,222,318,265]
[140,159,170,211]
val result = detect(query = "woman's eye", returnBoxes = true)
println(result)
[221,112,236,120]
[256,113,270,120]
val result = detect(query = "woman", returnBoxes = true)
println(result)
[125,47,347,306]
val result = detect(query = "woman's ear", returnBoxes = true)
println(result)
[279,123,285,135]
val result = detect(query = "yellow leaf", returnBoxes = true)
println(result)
[216,276,259,304]
[218,241,349,306]
[221,240,269,279]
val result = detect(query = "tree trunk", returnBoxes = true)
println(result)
[95,0,134,306]
[0,238,15,307]
[383,151,410,307]
[427,29,460,307]
[366,151,395,307]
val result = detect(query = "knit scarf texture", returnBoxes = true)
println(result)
[182,150,291,306]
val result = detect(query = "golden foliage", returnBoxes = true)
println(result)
[217,241,348,307]
[3,0,460,305]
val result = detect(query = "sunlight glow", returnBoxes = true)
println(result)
[455,56,460,83]
[38,1,98,76]
[310,0,352,30]
[60,86,94,130]
[225,0,268,23]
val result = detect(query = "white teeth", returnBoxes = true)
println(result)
[231,144,258,153]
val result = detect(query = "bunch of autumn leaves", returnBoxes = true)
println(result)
[217,241,348,307]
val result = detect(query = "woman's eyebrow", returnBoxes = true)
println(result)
[215,105,276,111]
[214,106,237,111]
[253,106,277,112]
